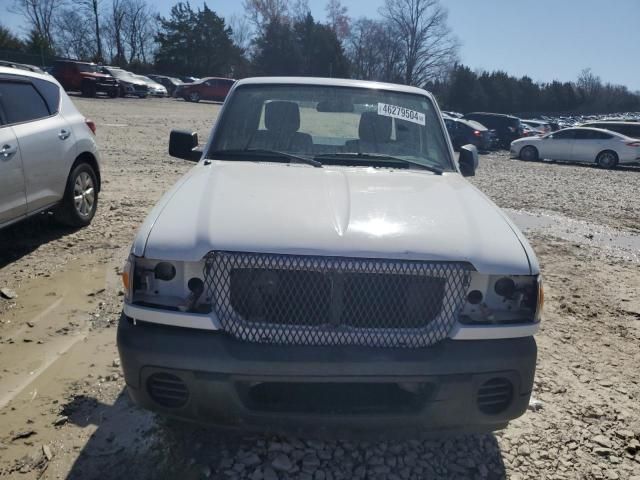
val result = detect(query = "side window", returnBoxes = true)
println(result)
[0,81,51,124]
[552,129,576,139]
[574,129,598,140]
[32,78,60,114]
[593,131,612,140]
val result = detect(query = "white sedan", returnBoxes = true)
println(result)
[511,127,640,168]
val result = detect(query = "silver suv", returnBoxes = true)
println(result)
[0,66,101,229]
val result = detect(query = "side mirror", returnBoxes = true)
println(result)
[458,144,478,177]
[169,130,200,161]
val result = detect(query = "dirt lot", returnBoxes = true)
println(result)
[0,97,639,480]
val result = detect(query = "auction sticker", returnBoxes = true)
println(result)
[377,103,426,126]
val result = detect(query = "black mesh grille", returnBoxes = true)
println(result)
[204,251,471,348]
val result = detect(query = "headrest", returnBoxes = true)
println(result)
[265,101,300,134]
[359,112,392,143]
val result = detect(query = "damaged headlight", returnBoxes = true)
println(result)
[121,255,210,313]
[460,274,543,325]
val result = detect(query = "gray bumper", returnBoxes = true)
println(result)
[117,315,536,436]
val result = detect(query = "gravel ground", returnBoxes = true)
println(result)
[0,97,639,480]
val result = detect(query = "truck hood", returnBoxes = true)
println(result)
[134,161,536,274]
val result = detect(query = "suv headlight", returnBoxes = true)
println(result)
[460,273,543,325]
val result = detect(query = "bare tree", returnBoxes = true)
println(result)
[577,68,602,99]
[229,13,252,52]
[325,0,349,41]
[11,0,65,48]
[80,0,104,61]
[348,18,403,83]
[242,0,290,31]
[380,0,458,86]
[291,0,310,22]
[107,0,127,64]
[55,8,93,59]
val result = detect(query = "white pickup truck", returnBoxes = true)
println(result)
[117,77,542,436]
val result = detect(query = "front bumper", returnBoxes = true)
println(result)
[117,314,537,436]
[95,81,118,93]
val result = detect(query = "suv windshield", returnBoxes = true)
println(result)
[208,84,453,171]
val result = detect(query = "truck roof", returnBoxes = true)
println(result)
[235,76,433,98]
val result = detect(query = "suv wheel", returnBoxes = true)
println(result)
[55,163,99,227]
[189,92,200,102]
[108,87,119,98]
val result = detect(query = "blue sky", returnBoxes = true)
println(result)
[2,0,639,90]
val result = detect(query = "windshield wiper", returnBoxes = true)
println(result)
[314,152,443,175]
[208,148,322,168]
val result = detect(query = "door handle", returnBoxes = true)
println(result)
[58,129,71,140]
[0,144,17,158]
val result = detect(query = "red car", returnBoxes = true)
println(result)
[175,77,235,102]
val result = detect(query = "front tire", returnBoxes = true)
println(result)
[189,92,200,102]
[519,145,539,161]
[55,163,99,227]
[596,150,618,169]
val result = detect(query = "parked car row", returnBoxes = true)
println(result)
[17,58,233,102]
[443,109,640,167]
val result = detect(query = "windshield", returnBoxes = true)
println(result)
[107,68,126,78]
[208,84,453,171]
[78,63,99,73]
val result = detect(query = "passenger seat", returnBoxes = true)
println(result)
[250,101,313,152]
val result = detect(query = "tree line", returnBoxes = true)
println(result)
[2,0,639,114]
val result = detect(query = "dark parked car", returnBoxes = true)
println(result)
[148,74,184,96]
[50,60,119,98]
[443,116,492,151]
[175,77,235,103]
[101,66,148,98]
[581,121,640,140]
[463,112,523,149]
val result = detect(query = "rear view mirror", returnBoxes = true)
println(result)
[169,130,200,161]
[317,99,354,113]
[459,144,478,177]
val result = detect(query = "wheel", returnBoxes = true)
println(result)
[55,163,99,227]
[138,94,147,99]
[596,150,618,169]
[108,87,118,98]
[189,92,200,102]
[81,81,96,97]
[519,145,539,161]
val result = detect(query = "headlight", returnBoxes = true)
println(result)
[460,274,542,325]
[122,256,210,313]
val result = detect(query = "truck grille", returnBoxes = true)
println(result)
[203,252,471,348]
